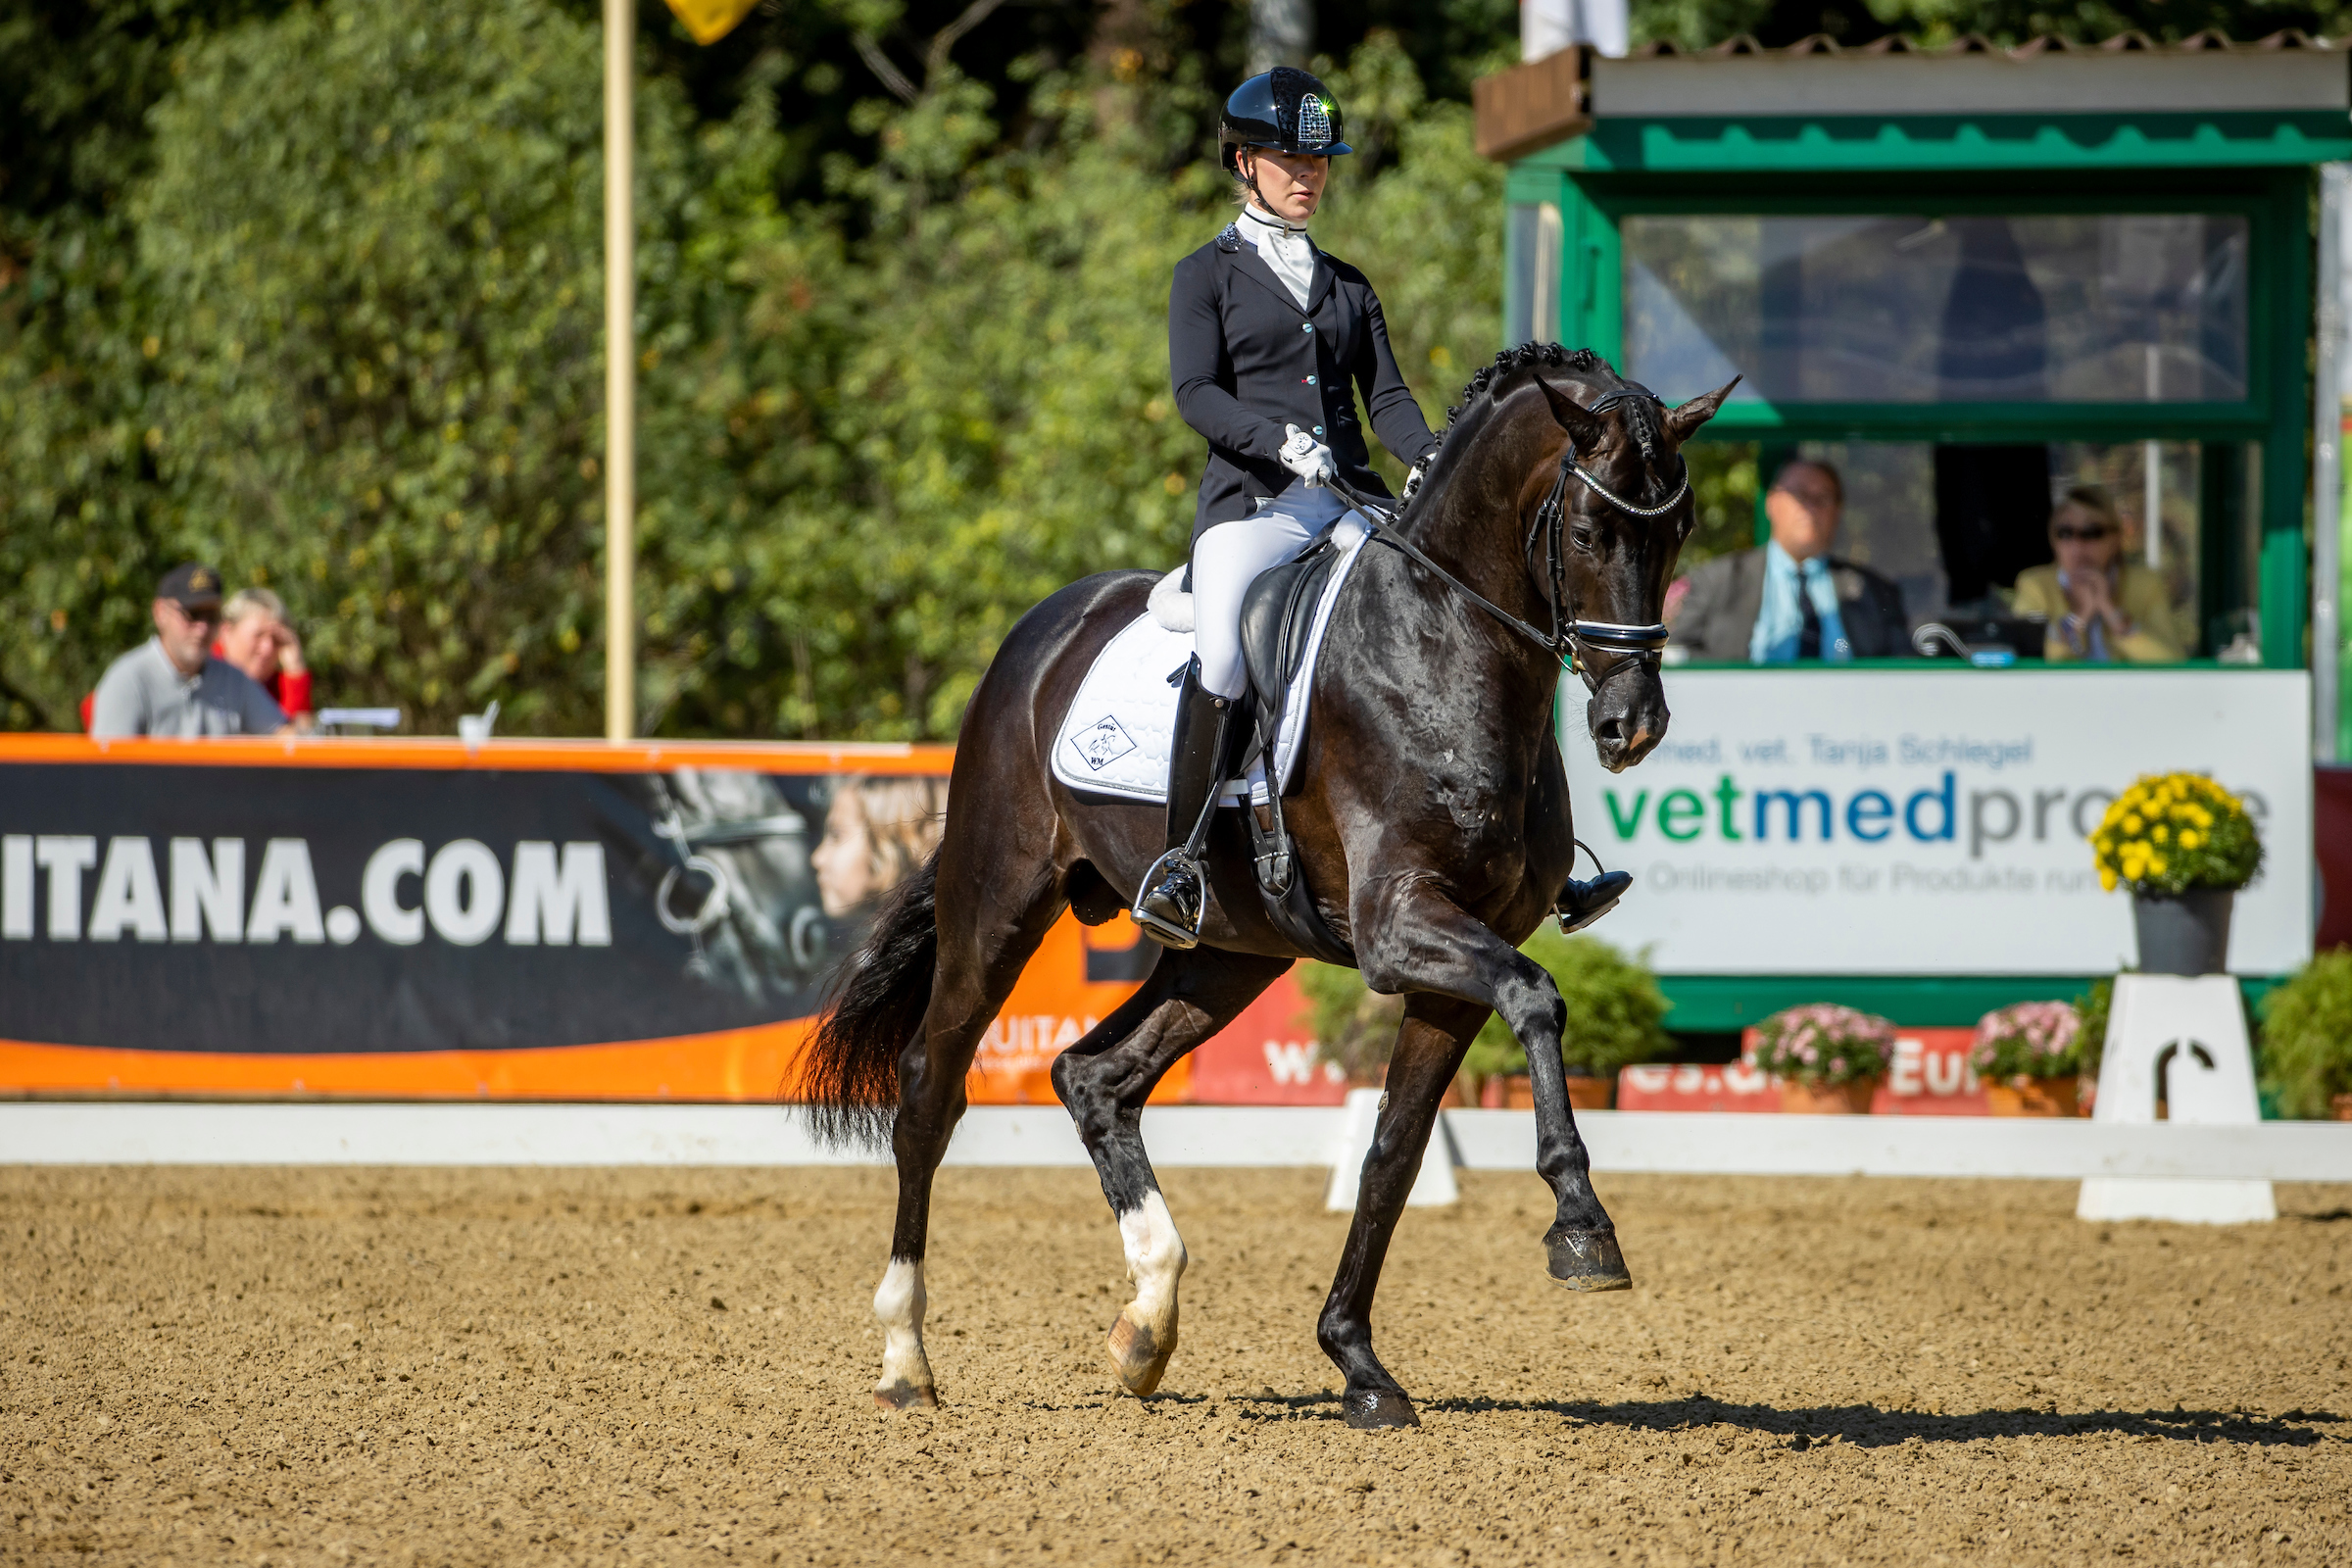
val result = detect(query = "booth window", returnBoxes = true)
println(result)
[1506,202,1562,349]
[1624,214,2248,405]
[1751,438,2262,656]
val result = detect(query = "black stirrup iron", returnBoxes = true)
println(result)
[1556,839,1633,934]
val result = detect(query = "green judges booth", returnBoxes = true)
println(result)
[1471,36,2339,1035]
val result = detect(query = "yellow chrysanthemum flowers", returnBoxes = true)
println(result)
[2088,771,2261,897]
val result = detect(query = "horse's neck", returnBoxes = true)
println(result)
[1400,415,1557,648]
[1364,425,1563,730]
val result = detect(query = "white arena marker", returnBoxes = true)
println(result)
[1325,1087,1458,1210]
[2078,973,2276,1225]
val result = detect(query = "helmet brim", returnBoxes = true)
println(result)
[1222,139,1352,172]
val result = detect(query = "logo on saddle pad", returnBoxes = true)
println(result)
[1075,715,1137,772]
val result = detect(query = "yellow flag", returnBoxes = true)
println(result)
[663,0,758,45]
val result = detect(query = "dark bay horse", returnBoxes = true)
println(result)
[808,344,1735,1428]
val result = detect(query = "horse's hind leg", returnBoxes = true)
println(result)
[1052,946,1290,1396]
[874,855,1065,1411]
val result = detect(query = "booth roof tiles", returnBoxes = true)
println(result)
[1592,30,2348,119]
[1631,28,2334,62]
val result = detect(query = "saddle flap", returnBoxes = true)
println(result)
[1240,539,1340,711]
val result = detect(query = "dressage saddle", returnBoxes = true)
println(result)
[1234,535,1355,965]
[1202,530,1632,966]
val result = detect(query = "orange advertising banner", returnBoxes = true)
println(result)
[0,737,1318,1105]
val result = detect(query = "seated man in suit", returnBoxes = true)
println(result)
[1666,459,1911,662]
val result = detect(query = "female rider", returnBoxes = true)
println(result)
[1132,68,1443,948]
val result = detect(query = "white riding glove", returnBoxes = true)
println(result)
[1400,455,1432,505]
[1280,423,1335,488]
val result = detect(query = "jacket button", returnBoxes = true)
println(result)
[1305,375,1317,385]
[1313,425,1324,436]
[1301,323,1314,333]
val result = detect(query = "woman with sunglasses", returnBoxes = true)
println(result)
[2010,485,2183,662]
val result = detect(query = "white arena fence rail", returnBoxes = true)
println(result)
[3,1102,2348,1182]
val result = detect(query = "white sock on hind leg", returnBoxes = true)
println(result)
[873,1258,930,1393]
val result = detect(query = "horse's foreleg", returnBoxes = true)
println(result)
[1315,991,1483,1429]
[1355,883,1629,1296]
[1052,945,1288,1396]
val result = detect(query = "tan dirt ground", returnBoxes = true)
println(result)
[1,1164,2347,1567]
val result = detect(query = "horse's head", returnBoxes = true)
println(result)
[1532,368,1737,772]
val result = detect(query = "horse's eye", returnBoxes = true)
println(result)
[1571,523,1599,555]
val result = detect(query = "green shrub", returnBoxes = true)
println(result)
[1465,928,1672,1080]
[2258,950,2352,1119]
[1298,961,1404,1084]
[2072,974,2121,1089]
[1303,930,1672,1084]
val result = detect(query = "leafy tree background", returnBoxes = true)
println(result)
[3,0,2339,736]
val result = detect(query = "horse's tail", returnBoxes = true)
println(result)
[802,849,939,1151]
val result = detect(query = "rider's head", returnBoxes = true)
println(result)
[1220,68,1348,223]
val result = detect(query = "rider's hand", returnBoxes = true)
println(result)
[1281,423,1334,488]
[1400,456,1430,505]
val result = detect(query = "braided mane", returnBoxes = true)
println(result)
[1443,342,1597,428]
[1440,342,1665,460]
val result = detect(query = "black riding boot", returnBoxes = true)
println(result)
[1556,870,1634,934]
[1133,660,1245,950]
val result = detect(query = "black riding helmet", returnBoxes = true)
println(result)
[1217,67,1351,172]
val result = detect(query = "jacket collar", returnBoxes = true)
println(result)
[1217,229,1330,318]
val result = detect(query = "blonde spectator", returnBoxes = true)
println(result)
[812,775,950,918]
[214,586,314,720]
[2010,486,2184,662]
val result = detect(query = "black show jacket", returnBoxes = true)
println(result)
[1170,221,1442,543]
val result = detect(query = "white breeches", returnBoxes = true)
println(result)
[1191,489,1368,699]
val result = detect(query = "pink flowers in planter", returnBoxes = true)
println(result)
[1971,1001,2083,1085]
[1750,1004,1896,1087]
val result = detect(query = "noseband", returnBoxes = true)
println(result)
[1334,384,1686,693]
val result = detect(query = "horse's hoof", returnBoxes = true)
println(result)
[1107,1308,1176,1396]
[1546,1226,1634,1292]
[1343,1388,1420,1430]
[873,1380,939,1411]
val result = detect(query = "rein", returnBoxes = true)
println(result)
[1324,388,1686,691]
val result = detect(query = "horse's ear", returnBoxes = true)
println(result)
[1536,377,1609,449]
[1663,377,1741,445]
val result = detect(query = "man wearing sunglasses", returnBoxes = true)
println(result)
[88,563,291,737]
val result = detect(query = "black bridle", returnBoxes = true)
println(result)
[1327,386,1688,692]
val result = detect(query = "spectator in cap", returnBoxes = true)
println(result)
[88,564,290,738]
[213,586,314,724]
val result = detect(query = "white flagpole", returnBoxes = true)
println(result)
[604,0,637,742]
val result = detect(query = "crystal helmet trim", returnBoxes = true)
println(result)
[1218,67,1353,169]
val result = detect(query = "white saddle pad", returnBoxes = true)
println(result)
[1053,530,1366,807]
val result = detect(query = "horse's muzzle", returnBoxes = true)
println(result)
[1587,669,1669,773]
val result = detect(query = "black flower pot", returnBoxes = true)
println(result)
[2132,887,2235,975]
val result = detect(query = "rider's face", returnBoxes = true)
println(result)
[1245,148,1328,222]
